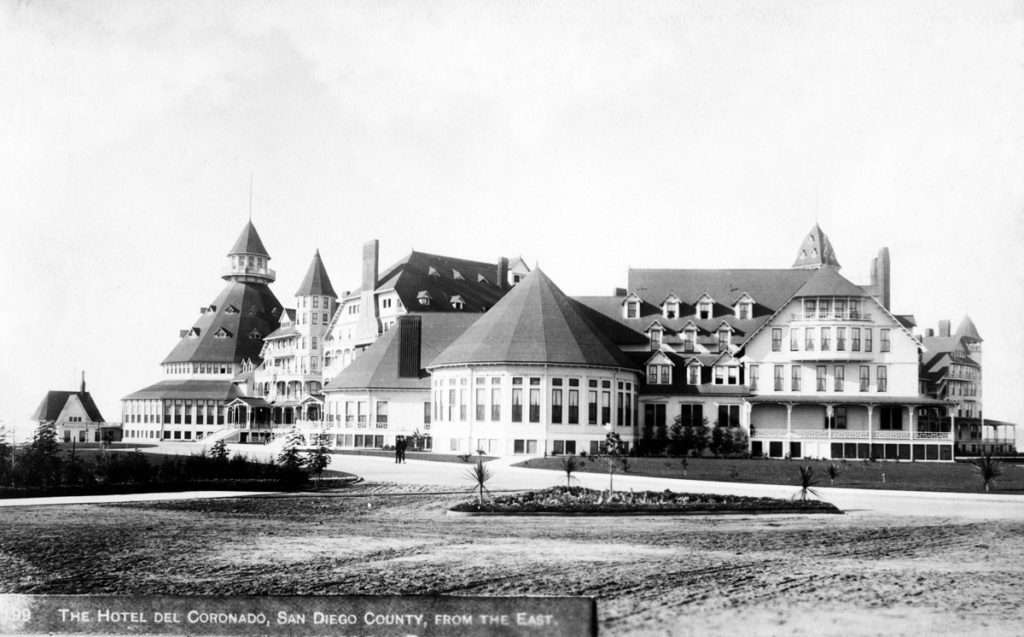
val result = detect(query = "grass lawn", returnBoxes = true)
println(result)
[514,455,1024,494]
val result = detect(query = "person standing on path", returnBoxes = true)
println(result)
[394,436,404,464]
[398,436,407,463]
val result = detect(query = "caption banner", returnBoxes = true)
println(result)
[0,594,594,637]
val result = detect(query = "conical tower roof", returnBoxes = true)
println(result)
[955,315,983,342]
[295,249,337,298]
[228,221,270,258]
[428,268,636,369]
[792,224,841,269]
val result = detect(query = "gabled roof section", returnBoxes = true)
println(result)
[162,280,282,364]
[429,269,638,370]
[32,391,105,422]
[628,269,814,314]
[644,351,674,366]
[369,251,510,313]
[792,224,841,269]
[956,315,983,342]
[228,221,270,258]
[328,313,481,390]
[295,250,337,298]
[793,266,865,298]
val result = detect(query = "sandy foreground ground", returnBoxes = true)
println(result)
[1,445,1022,636]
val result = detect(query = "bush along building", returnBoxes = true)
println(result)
[122,221,990,461]
[919,316,1016,455]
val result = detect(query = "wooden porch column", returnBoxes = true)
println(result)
[785,403,793,439]
[908,405,916,440]
[867,405,874,446]
[826,404,834,440]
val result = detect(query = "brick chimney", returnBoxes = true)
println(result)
[81,371,86,393]
[397,315,422,378]
[354,240,382,346]
[496,257,509,290]
[939,320,951,337]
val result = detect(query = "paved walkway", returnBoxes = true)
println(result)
[2,443,1022,520]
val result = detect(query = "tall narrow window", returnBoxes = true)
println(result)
[816,365,827,391]
[834,365,845,392]
[774,365,784,391]
[601,391,611,424]
[688,365,700,385]
[790,328,799,351]
[859,366,870,392]
[491,382,501,421]
[718,330,730,352]
[836,327,846,351]
[881,328,891,352]
[683,330,696,353]
[588,385,598,425]
[771,328,782,352]
[865,328,873,352]
[820,327,831,351]
[877,366,887,392]
[475,387,485,421]
[805,328,815,351]
[749,365,759,391]
[791,366,802,392]
[552,387,563,424]
[852,327,861,351]
[511,378,523,422]
[568,387,579,424]
[529,387,540,423]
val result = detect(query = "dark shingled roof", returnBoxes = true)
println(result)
[428,269,637,370]
[792,266,865,298]
[32,391,105,422]
[328,313,482,391]
[122,380,242,401]
[229,221,270,257]
[295,250,337,298]
[346,251,514,313]
[628,268,814,313]
[792,224,841,269]
[162,281,282,364]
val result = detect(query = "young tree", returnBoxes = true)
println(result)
[465,459,492,506]
[825,463,842,487]
[972,454,1004,493]
[209,439,230,464]
[795,465,821,502]
[668,417,687,457]
[594,430,630,496]
[22,423,62,488]
[560,454,585,491]
[305,433,332,487]
[276,427,307,487]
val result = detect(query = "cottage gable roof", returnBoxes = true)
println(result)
[295,250,337,298]
[162,281,282,364]
[228,221,270,258]
[32,391,105,423]
[428,269,637,370]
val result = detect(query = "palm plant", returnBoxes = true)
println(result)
[466,459,492,506]
[972,454,1003,493]
[825,463,842,487]
[560,454,585,491]
[795,465,821,502]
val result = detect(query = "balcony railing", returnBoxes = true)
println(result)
[375,420,388,429]
[751,429,952,441]
[222,265,277,281]
[791,311,872,322]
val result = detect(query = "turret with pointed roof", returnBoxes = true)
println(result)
[792,224,841,270]
[428,268,635,370]
[295,249,337,299]
[955,315,982,343]
[224,220,275,284]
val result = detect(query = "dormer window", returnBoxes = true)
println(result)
[662,295,681,319]
[214,327,232,339]
[428,266,441,277]
[450,295,465,310]
[477,274,490,285]
[682,325,697,353]
[687,364,701,385]
[417,290,432,306]
[717,328,731,353]
[224,305,239,314]
[187,327,201,338]
[647,364,672,385]
[647,324,664,351]
[696,294,714,320]
[734,294,753,320]
[452,269,464,281]
[622,293,642,319]
[248,329,263,340]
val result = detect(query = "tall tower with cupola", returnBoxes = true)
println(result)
[224,220,277,284]
[294,249,338,385]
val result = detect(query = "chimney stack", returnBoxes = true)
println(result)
[81,371,86,393]
[354,240,382,346]
[397,315,422,378]
[497,257,509,290]
[939,320,951,337]
[925,328,934,337]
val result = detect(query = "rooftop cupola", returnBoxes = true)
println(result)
[792,224,841,270]
[223,221,276,283]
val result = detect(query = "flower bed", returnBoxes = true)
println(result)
[449,486,841,515]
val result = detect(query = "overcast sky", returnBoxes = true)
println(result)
[1,0,1022,442]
